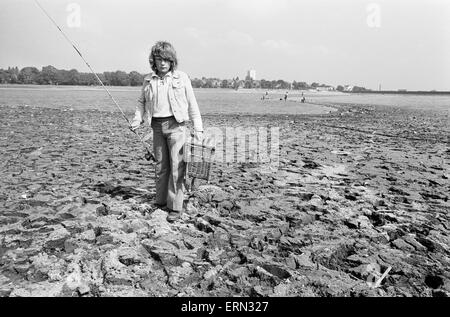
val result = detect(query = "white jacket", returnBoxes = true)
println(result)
[131,70,203,132]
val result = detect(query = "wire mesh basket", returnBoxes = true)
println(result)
[183,137,216,188]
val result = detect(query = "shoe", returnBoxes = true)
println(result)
[153,203,166,210]
[166,210,181,223]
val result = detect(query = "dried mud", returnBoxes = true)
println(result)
[0,102,449,297]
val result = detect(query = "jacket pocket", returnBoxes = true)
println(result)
[172,84,187,107]
[172,80,184,89]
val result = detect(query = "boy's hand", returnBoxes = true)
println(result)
[129,123,140,132]
[193,131,203,143]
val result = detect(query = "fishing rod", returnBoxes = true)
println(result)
[34,0,155,162]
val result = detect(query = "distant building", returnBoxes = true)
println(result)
[344,85,354,92]
[316,85,335,91]
[246,69,256,81]
[344,85,370,92]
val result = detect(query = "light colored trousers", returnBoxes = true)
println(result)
[151,116,186,212]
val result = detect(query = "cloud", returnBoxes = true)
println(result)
[261,39,335,58]
[184,27,208,47]
[261,39,301,56]
[225,0,289,16]
[184,27,255,48]
[225,30,255,46]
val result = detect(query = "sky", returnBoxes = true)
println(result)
[1,0,449,90]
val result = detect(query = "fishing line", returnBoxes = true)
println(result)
[34,0,155,161]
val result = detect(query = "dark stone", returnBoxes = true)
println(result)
[261,263,291,279]
[298,192,314,201]
[425,275,444,289]
[44,227,70,250]
[287,213,316,227]
[96,203,110,216]
[367,212,385,227]
[141,240,181,267]
[0,288,13,297]
[218,200,234,211]
[212,192,227,203]
[64,239,78,253]
[93,227,103,237]
[226,267,250,282]
[118,254,142,266]
[391,238,414,252]
[344,219,359,229]
[195,218,214,233]
[58,212,76,220]
[416,236,436,252]
[230,233,249,248]
[313,244,356,271]
[389,186,409,196]
[96,234,114,245]
[303,160,320,169]
[344,193,358,201]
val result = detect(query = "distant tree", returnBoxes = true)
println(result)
[103,72,114,85]
[203,78,214,88]
[57,69,69,84]
[1,67,19,83]
[270,80,276,89]
[298,82,309,89]
[260,79,272,89]
[79,73,98,85]
[274,79,290,90]
[10,67,19,83]
[112,71,130,86]
[220,79,229,88]
[18,67,40,84]
[292,81,309,90]
[67,69,80,85]
[129,71,144,86]
[3,65,352,91]
[232,79,242,90]
[38,65,59,84]
[191,78,202,88]
[351,86,370,92]
[97,73,107,85]
[0,69,8,84]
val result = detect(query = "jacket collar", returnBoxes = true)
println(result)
[145,70,180,81]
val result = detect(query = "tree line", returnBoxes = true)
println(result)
[0,66,144,86]
[0,65,368,91]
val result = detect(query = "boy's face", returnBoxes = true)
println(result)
[155,56,171,75]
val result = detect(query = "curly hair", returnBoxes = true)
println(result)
[149,41,178,74]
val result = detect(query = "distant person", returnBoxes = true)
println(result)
[130,41,203,223]
[284,91,288,102]
[301,96,306,103]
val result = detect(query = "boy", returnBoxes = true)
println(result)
[131,41,203,222]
